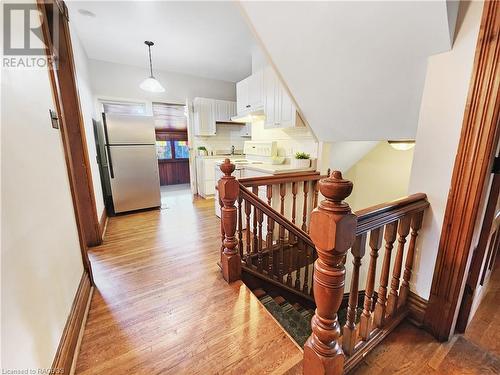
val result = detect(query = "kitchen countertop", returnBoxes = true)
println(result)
[195,155,245,159]
[212,158,316,175]
[243,163,316,175]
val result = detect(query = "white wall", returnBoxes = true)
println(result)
[89,59,236,109]
[70,26,105,218]
[328,141,379,173]
[240,1,458,142]
[1,42,84,371]
[344,142,415,212]
[408,1,483,298]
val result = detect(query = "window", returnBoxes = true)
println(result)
[154,102,189,161]
[152,102,187,131]
[173,141,189,159]
[101,100,146,115]
[156,140,172,160]
[156,137,189,160]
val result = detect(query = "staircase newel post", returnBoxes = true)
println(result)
[304,171,357,375]
[218,159,241,283]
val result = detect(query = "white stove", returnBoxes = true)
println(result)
[215,141,277,217]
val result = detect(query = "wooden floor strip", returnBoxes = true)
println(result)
[75,193,302,374]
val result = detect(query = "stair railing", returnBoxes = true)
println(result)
[238,184,317,299]
[303,171,429,374]
[218,160,429,374]
[218,159,325,295]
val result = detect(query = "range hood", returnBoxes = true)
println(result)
[231,109,266,123]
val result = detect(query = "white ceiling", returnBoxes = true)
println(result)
[66,1,256,82]
[240,1,458,141]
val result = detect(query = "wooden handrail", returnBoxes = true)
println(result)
[239,184,315,249]
[218,164,431,375]
[239,171,321,187]
[355,193,429,235]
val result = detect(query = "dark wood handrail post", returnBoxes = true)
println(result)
[218,159,241,283]
[304,171,357,375]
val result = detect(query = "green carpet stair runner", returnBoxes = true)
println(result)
[253,288,362,347]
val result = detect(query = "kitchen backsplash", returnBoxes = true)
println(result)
[193,123,246,154]
[251,121,318,158]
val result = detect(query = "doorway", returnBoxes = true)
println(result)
[457,153,500,332]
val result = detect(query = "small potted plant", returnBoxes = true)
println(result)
[292,152,311,168]
[197,146,208,156]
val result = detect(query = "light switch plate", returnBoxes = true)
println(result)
[49,109,59,129]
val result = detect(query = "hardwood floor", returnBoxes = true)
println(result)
[351,257,500,374]
[75,191,302,374]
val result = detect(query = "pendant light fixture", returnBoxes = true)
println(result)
[140,41,165,93]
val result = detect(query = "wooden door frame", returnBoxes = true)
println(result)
[38,0,102,283]
[424,1,500,341]
[456,158,500,332]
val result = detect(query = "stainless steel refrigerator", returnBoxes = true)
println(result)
[103,113,161,213]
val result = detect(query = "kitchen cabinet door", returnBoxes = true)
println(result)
[215,100,236,122]
[263,66,298,129]
[279,86,295,127]
[248,69,264,110]
[264,66,277,127]
[236,78,249,114]
[193,98,216,136]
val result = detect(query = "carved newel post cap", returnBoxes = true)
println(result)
[220,158,235,176]
[320,170,353,203]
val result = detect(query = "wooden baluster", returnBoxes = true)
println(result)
[252,187,259,258]
[359,227,383,340]
[279,183,286,215]
[237,194,243,259]
[373,221,398,327]
[266,185,275,276]
[295,238,302,290]
[312,179,320,209]
[302,181,309,231]
[292,182,298,226]
[302,241,310,294]
[343,233,367,355]
[304,171,357,374]
[257,208,264,273]
[245,199,252,266]
[387,216,411,316]
[398,212,424,308]
[218,159,241,282]
[278,224,285,282]
[279,183,286,281]
[286,228,293,286]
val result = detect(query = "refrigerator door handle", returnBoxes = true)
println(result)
[102,113,115,178]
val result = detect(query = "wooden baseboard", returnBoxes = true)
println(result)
[407,291,428,327]
[98,209,108,240]
[51,271,93,374]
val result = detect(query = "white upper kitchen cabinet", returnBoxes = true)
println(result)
[263,66,304,129]
[193,97,216,136]
[214,100,237,122]
[193,98,238,136]
[236,70,264,114]
[236,78,249,114]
